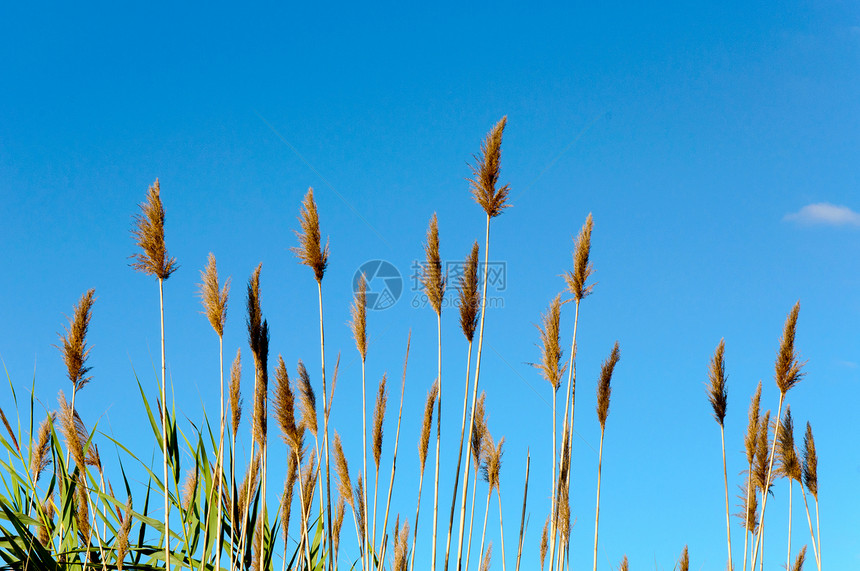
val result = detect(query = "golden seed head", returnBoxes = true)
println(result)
[775,302,804,394]
[131,179,178,280]
[296,360,318,437]
[458,242,481,342]
[471,391,488,473]
[777,405,801,482]
[540,515,549,571]
[31,412,55,482]
[372,373,388,469]
[619,555,629,571]
[333,431,353,508]
[678,545,689,571]
[281,452,298,543]
[57,289,96,393]
[564,214,595,301]
[181,468,198,512]
[350,274,368,361]
[802,422,818,499]
[418,379,439,471]
[534,294,566,392]
[199,253,229,337]
[292,187,329,283]
[707,338,728,426]
[246,264,264,362]
[480,431,504,493]
[744,381,762,465]
[422,214,446,316]
[596,342,621,428]
[273,355,300,453]
[754,410,772,493]
[469,116,511,218]
[480,542,493,571]
[230,348,243,438]
[791,545,807,571]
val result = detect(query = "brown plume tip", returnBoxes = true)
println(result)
[539,515,549,570]
[199,253,229,337]
[458,242,481,342]
[480,542,493,571]
[744,381,762,465]
[372,373,388,469]
[230,348,243,437]
[422,213,446,316]
[273,355,300,453]
[707,338,728,426]
[802,422,818,499]
[596,342,621,428]
[418,379,439,471]
[58,289,96,393]
[754,410,772,493]
[775,301,804,394]
[31,412,56,482]
[181,468,198,512]
[333,431,354,508]
[471,391,488,473]
[296,360,318,437]
[777,405,801,482]
[350,274,368,361]
[678,545,689,571]
[246,264,263,361]
[292,187,330,283]
[354,472,366,541]
[481,431,504,493]
[131,179,178,280]
[534,294,566,392]
[619,555,629,571]
[791,545,807,571]
[564,214,595,301]
[469,116,511,218]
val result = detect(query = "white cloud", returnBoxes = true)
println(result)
[783,203,860,226]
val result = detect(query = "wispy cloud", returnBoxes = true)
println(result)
[784,203,860,226]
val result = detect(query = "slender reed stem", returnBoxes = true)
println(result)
[457,214,491,570]
[548,387,557,571]
[721,425,732,570]
[743,465,752,571]
[751,393,784,570]
[515,451,529,571]
[800,489,819,569]
[814,496,820,569]
[466,466,479,571]
[592,428,604,571]
[361,359,370,571]
[432,313,442,571]
[216,335,224,571]
[159,278,171,571]
[497,487,506,571]
[409,471,426,571]
[444,340,473,571]
[295,450,314,571]
[786,480,792,571]
[317,281,334,571]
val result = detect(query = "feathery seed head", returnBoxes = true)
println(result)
[116,496,133,569]
[791,545,807,571]
[333,494,346,560]
[354,472,366,541]
[273,355,300,453]
[469,116,510,218]
[707,339,728,426]
[534,294,566,392]
[679,545,689,571]
[744,382,762,465]
[246,264,263,360]
[301,449,318,520]
[58,391,86,472]
[333,431,353,507]
[131,179,177,280]
[775,302,804,395]
[252,319,269,447]
[418,379,439,471]
[281,453,298,543]
[31,412,55,483]
[350,274,368,361]
[57,289,96,393]
[296,360,318,437]
[230,349,242,437]
[199,253,229,337]
[372,373,388,469]
[422,214,446,316]
[481,431,504,492]
[394,516,410,571]
[802,422,818,499]
[540,515,549,570]
[619,555,629,571]
[181,468,198,512]
[471,391,488,473]
[564,214,595,301]
[292,187,329,282]
[754,410,772,493]
[777,406,801,482]
[0,408,17,452]
[458,242,481,342]
[596,342,621,428]
[480,542,493,571]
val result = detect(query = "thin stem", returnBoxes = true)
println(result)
[456,215,491,571]
[801,488,820,570]
[432,312,442,571]
[593,428,605,571]
[786,480,792,571]
[380,340,409,570]
[742,463,752,571]
[409,471,426,571]
[497,487,506,571]
[317,282,334,571]
[159,278,171,571]
[478,487,491,571]
[548,388,557,571]
[216,335,224,571]
[295,450,314,571]
[721,425,732,570]
[361,359,370,571]
[515,451,529,571]
[814,496,821,569]
[465,467,478,571]
[444,341,473,571]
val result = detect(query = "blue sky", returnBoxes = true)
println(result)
[1,1,858,568]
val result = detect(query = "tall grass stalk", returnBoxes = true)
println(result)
[457,116,509,571]
[742,382,761,571]
[465,392,487,571]
[350,274,370,571]
[410,381,438,571]
[706,339,731,570]
[593,342,620,571]
[131,179,178,570]
[802,422,820,570]
[515,451,529,571]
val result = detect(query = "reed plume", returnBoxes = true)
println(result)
[131,179,176,571]
[292,187,329,283]
[515,451,530,571]
[742,382,761,571]
[466,392,488,571]
[333,494,346,564]
[753,303,804,571]
[469,116,510,218]
[678,545,689,571]
[411,380,439,571]
[58,391,86,473]
[618,555,628,571]
[706,339,732,570]
[423,213,446,315]
[594,342,620,571]
[480,543,492,571]
[230,349,243,436]
[792,545,807,571]
[334,432,353,507]
[802,423,819,570]
[754,411,771,493]
[394,517,410,571]
[540,516,549,571]
[296,360,318,437]
[57,289,96,394]
[281,454,298,564]
[0,408,16,452]
[181,468,198,512]
[372,373,388,552]
[482,433,505,571]
[37,501,54,547]
[236,453,261,528]
[31,412,55,483]
[273,356,300,454]
[564,214,595,302]
[355,473,367,559]
[350,271,372,571]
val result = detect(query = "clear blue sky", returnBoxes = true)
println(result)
[1,1,858,568]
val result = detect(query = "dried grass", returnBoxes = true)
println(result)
[458,242,481,342]
[296,360,318,437]
[469,116,510,218]
[230,348,243,437]
[131,179,177,280]
[57,289,96,392]
[707,339,728,426]
[419,380,439,471]
[596,342,621,429]
[422,214,446,316]
[292,187,329,283]
[199,253,229,337]
[564,214,594,301]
